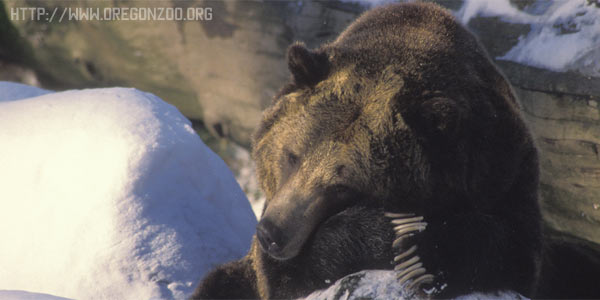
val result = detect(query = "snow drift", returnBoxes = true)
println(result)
[0,82,256,299]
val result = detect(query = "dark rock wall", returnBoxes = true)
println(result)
[498,61,600,244]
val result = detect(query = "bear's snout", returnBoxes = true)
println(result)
[256,219,285,257]
[258,183,365,261]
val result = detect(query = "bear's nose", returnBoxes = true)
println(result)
[256,219,284,256]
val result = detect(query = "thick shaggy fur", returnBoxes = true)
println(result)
[193,2,545,299]
[536,227,600,299]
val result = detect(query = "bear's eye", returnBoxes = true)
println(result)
[287,151,299,166]
[335,165,346,177]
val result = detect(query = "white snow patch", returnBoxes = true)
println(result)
[301,270,406,300]
[456,0,600,76]
[0,82,256,299]
[302,270,527,300]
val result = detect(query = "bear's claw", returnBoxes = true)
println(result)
[407,274,435,290]
[394,245,417,262]
[386,213,434,293]
[391,216,424,225]
[384,212,415,218]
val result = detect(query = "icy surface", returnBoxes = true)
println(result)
[457,0,600,77]
[0,82,256,299]
[302,270,527,300]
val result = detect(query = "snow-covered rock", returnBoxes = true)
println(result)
[302,270,409,300]
[457,0,600,77]
[302,270,528,300]
[0,82,257,299]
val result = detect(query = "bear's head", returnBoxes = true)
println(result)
[252,3,529,260]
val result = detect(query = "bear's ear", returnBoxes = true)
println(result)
[413,96,465,142]
[287,42,329,87]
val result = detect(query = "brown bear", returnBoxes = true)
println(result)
[193,2,544,299]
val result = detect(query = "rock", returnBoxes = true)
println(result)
[0,61,40,87]
[466,16,530,58]
[495,61,600,245]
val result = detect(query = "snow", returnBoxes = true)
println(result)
[0,290,73,300]
[0,81,51,101]
[457,0,600,77]
[302,270,528,300]
[0,82,257,299]
[302,270,410,300]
